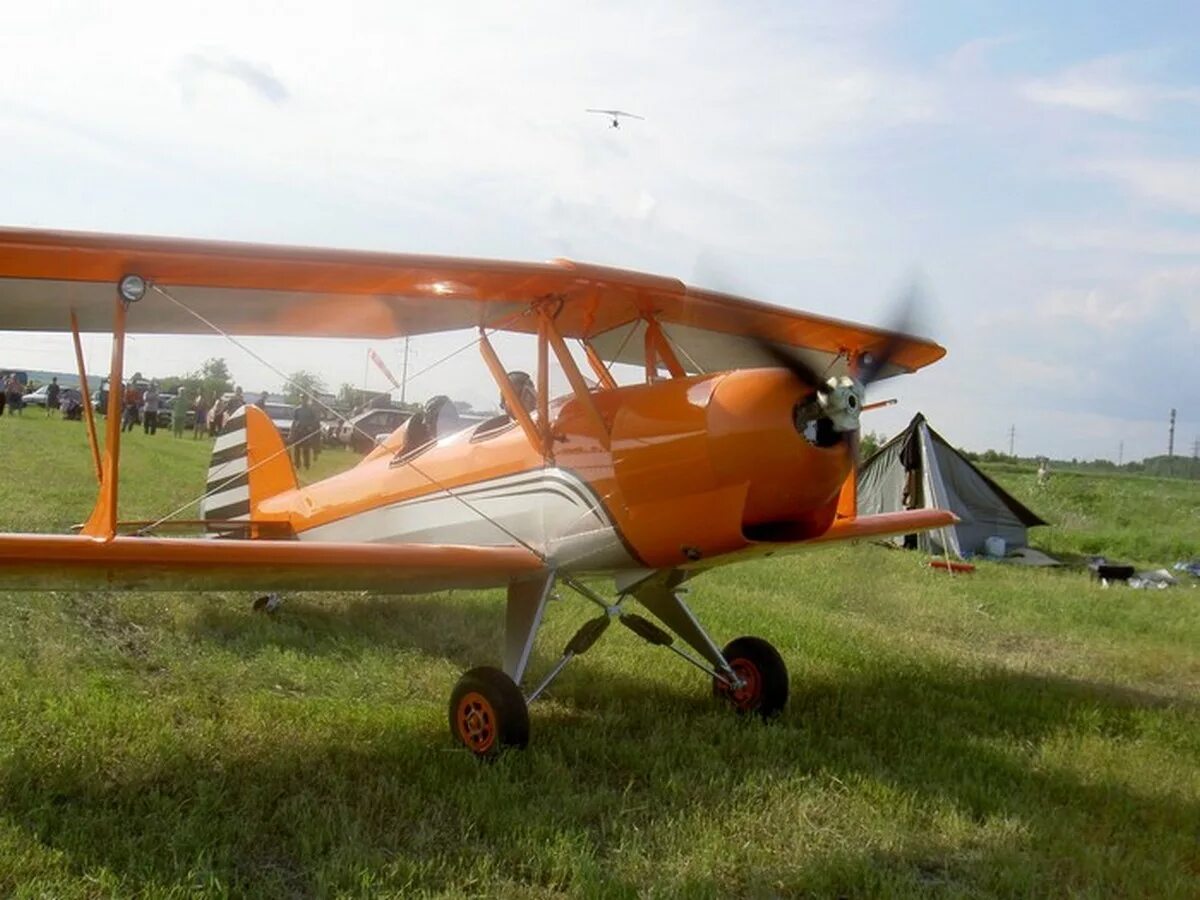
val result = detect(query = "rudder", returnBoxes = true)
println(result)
[202,405,298,536]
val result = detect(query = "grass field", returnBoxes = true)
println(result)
[978,461,1200,566]
[0,413,1197,897]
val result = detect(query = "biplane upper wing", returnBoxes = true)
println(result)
[0,533,544,593]
[0,228,943,381]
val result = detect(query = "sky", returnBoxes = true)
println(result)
[1,0,1198,461]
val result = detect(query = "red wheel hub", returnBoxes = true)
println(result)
[722,658,762,711]
[456,691,497,753]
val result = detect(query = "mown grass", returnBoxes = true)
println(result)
[0,413,1197,897]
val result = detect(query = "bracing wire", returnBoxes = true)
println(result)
[147,284,548,561]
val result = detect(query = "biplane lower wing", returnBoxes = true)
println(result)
[804,508,959,546]
[681,508,959,570]
[0,534,543,593]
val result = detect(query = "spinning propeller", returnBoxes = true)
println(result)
[750,285,924,459]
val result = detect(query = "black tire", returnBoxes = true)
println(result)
[449,666,530,757]
[713,636,789,719]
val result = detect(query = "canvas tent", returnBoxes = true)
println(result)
[857,413,1047,558]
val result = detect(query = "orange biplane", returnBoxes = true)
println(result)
[0,228,955,756]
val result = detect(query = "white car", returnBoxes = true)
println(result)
[21,384,52,407]
[340,408,412,454]
[260,402,297,440]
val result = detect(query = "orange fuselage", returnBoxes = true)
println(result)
[256,369,853,572]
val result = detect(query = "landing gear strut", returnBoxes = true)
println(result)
[446,570,790,757]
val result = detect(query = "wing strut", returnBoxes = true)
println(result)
[581,340,618,390]
[69,309,102,484]
[539,308,610,449]
[81,285,129,540]
[479,328,544,456]
[643,315,685,380]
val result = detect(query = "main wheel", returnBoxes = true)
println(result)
[713,636,789,719]
[449,666,530,758]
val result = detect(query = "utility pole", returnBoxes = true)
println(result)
[1008,424,1015,458]
[1118,441,1123,467]
[1168,408,1176,477]
[1192,436,1199,480]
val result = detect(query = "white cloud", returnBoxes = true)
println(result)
[1028,265,1200,334]
[1023,222,1200,256]
[1084,158,1200,215]
[1021,54,1200,120]
[177,53,290,106]
[943,35,1022,74]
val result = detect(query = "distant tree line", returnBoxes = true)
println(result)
[958,448,1199,480]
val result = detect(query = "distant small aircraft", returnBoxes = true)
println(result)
[586,108,644,129]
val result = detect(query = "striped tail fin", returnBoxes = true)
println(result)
[201,405,297,537]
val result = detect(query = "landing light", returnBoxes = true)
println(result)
[119,274,146,303]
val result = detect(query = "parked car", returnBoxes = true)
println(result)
[261,402,297,440]
[21,384,52,407]
[340,408,412,454]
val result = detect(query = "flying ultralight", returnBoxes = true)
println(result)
[0,228,955,757]
[585,108,644,129]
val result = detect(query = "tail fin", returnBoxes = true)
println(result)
[202,405,297,535]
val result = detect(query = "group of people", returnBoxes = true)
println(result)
[2,368,331,481]
[0,374,81,419]
[189,387,245,439]
[121,381,163,434]
[113,381,257,440]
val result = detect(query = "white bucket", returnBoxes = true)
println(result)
[984,536,1006,558]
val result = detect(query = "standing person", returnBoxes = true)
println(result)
[172,388,189,438]
[142,383,161,435]
[193,395,209,439]
[231,386,245,411]
[46,377,60,417]
[256,390,269,409]
[210,398,225,436]
[0,373,7,417]
[4,374,23,416]
[309,415,323,461]
[290,396,319,471]
[121,380,141,432]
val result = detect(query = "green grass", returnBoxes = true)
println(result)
[980,462,1200,566]
[0,414,1197,897]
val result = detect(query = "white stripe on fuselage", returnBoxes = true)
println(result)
[299,468,634,571]
[207,456,248,484]
[203,484,250,514]
[213,429,247,454]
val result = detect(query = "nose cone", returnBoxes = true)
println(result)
[707,369,853,528]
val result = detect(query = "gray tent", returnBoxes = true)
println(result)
[857,413,1047,558]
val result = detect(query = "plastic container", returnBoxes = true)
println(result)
[984,536,1006,558]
